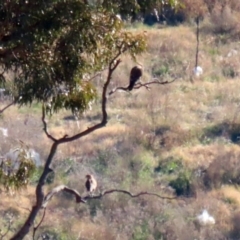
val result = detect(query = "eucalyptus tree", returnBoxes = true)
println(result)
[101,0,180,22]
[0,0,177,239]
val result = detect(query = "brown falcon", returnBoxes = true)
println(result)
[85,174,97,195]
[128,66,143,91]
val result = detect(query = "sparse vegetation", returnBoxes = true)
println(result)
[1,0,240,239]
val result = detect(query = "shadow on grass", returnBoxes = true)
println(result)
[202,121,240,144]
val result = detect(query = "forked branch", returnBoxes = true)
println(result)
[108,77,178,95]
[42,185,86,208]
[0,100,16,114]
[42,185,176,208]
[90,189,176,200]
[41,104,57,142]
[11,54,123,240]
[32,208,46,240]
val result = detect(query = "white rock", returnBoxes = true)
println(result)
[193,66,203,77]
[0,127,8,137]
[227,49,238,58]
[197,209,215,226]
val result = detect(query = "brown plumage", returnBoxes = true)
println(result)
[85,174,97,195]
[128,66,143,91]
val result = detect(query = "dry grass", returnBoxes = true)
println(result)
[216,185,240,207]
[1,8,240,238]
[172,143,240,169]
[0,186,35,214]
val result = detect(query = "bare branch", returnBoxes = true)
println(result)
[42,185,86,208]
[42,185,176,208]
[87,72,101,81]
[32,208,46,240]
[195,16,200,69]
[56,59,122,144]
[134,78,177,89]
[87,189,177,201]
[87,71,105,82]
[109,77,178,95]
[14,205,31,213]
[41,104,57,142]
[0,100,15,114]
[108,86,129,95]
[11,49,133,239]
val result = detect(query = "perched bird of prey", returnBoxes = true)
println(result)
[128,66,143,91]
[85,174,97,196]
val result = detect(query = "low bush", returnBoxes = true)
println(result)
[203,150,240,188]
[169,170,195,197]
[154,156,183,174]
[230,211,240,239]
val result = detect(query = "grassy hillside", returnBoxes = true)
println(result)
[1,19,240,239]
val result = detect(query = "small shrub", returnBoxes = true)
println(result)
[229,211,240,239]
[30,166,44,185]
[169,171,194,197]
[3,207,20,218]
[52,158,79,184]
[211,6,238,35]
[229,123,240,144]
[202,122,240,144]
[203,122,228,137]
[129,151,155,184]
[92,149,118,175]
[203,149,240,188]
[132,221,150,240]
[152,64,170,77]
[222,66,237,78]
[0,147,36,191]
[154,156,183,174]
[37,228,75,240]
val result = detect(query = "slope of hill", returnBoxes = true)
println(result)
[1,19,240,239]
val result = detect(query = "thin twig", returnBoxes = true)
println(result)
[0,100,15,114]
[108,77,178,95]
[32,208,46,240]
[41,104,57,142]
[195,16,200,68]
[18,206,31,213]
[42,185,86,208]
[55,58,122,144]
[134,78,177,89]
[87,72,103,82]
[85,189,177,201]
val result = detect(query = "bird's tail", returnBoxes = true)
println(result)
[128,81,135,91]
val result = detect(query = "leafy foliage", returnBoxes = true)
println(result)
[102,0,179,17]
[132,221,150,240]
[154,157,183,174]
[169,171,193,197]
[0,1,146,115]
[0,147,36,191]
